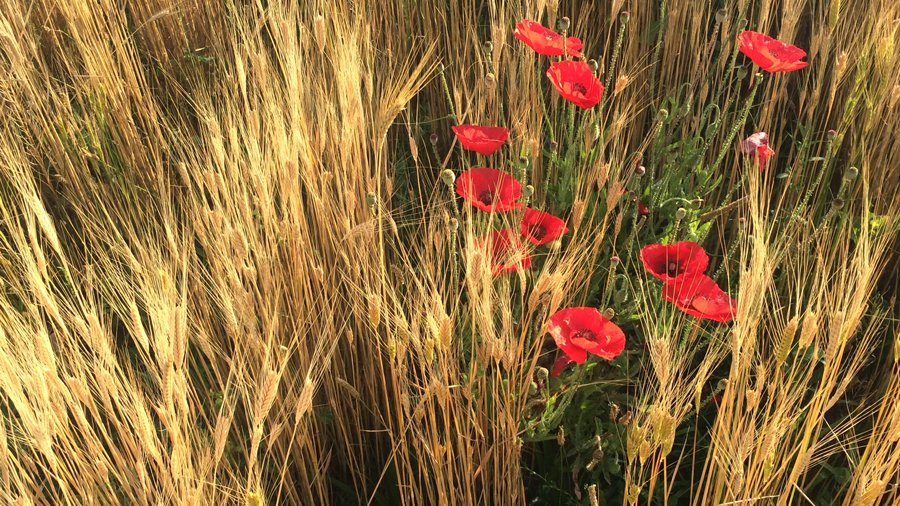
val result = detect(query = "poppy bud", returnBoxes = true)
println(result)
[737,18,748,30]
[587,59,599,72]
[831,198,844,210]
[602,308,615,319]
[737,66,748,79]
[483,41,494,54]
[522,184,534,197]
[549,140,559,151]
[449,217,459,232]
[519,156,528,165]
[557,425,566,446]
[619,11,630,24]
[365,191,377,208]
[656,109,669,122]
[610,256,620,265]
[715,8,726,23]
[558,17,571,32]
[484,73,496,90]
[635,165,646,176]
[440,169,455,187]
[845,166,859,180]
[675,208,687,220]
[614,288,630,304]
[826,129,837,141]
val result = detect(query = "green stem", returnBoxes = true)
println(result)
[711,74,763,174]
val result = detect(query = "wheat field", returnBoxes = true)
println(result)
[0,0,897,504]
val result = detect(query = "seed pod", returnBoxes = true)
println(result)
[620,11,630,24]
[558,17,571,32]
[441,169,455,187]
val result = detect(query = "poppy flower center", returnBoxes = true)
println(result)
[667,261,680,277]
[572,83,588,95]
[528,224,547,240]
[477,190,495,205]
[572,329,596,341]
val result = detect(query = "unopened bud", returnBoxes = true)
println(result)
[483,41,494,54]
[430,132,439,146]
[619,11,630,24]
[365,191,377,208]
[656,109,669,121]
[558,17,571,32]
[522,185,534,197]
[635,165,646,176]
[519,156,528,165]
[587,59,599,72]
[675,208,687,220]
[610,256,620,265]
[602,308,615,319]
[484,73,496,89]
[737,18,748,30]
[441,169,455,187]
[737,66,748,79]
[845,166,858,180]
[715,8,726,23]
[831,198,845,210]
[549,140,559,151]
[826,129,837,141]
[449,218,459,232]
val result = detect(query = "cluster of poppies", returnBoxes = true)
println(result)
[453,165,569,275]
[514,19,605,108]
[736,30,810,170]
[442,19,804,375]
[640,242,737,322]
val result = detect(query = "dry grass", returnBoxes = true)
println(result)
[0,0,896,504]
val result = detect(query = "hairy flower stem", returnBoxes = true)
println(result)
[449,219,459,288]
[439,63,458,122]
[604,21,628,99]
[713,230,741,282]
[800,137,836,217]
[711,74,763,174]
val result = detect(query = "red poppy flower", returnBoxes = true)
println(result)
[514,19,583,58]
[738,30,809,73]
[451,125,509,156]
[520,208,569,245]
[662,274,737,323]
[547,307,626,364]
[546,60,604,109]
[740,132,775,171]
[476,228,532,276]
[455,167,523,212]
[551,354,574,377]
[640,242,709,283]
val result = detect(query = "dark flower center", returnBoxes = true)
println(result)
[528,224,547,240]
[572,329,596,342]
[572,83,588,95]
[666,261,681,277]
[477,190,495,205]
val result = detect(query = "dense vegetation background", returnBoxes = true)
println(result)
[0,0,896,504]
